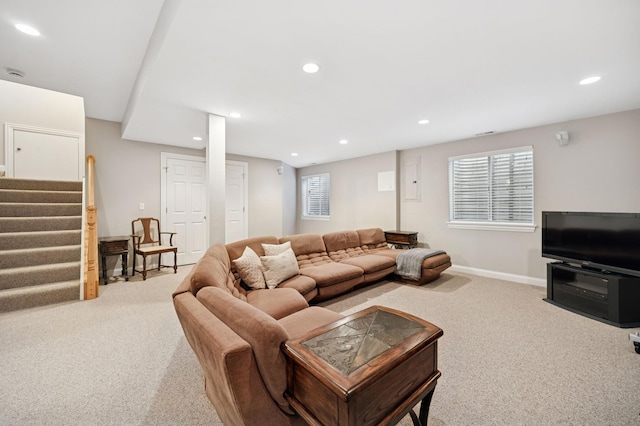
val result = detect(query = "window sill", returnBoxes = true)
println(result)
[447,221,537,233]
[302,215,330,221]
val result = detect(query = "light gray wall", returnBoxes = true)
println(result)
[296,151,398,234]
[226,154,296,238]
[400,109,640,280]
[85,118,204,239]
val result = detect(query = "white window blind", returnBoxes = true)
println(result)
[302,173,330,218]
[449,147,533,227]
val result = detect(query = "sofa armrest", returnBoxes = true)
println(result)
[247,288,309,320]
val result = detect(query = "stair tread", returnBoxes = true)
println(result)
[0,279,80,295]
[0,216,82,224]
[0,202,82,206]
[0,261,81,274]
[1,229,81,236]
[0,245,82,255]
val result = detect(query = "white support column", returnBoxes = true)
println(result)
[207,114,226,245]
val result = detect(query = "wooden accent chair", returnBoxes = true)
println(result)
[131,217,178,280]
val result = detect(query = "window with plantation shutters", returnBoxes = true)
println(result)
[302,173,330,219]
[448,147,535,232]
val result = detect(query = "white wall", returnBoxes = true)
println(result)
[400,109,640,281]
[296,151,398,234]
[0,80,85,170]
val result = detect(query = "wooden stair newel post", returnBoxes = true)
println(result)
[84,156,99,299]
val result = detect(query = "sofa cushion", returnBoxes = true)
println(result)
[322,230,366,261]
[262,241,291,256]
[340,254,396,274]
[278,307,344,340]
[190,244,247,301]
[298,262,363,288]
[277,274,318,301]
[196,286,292,414]
[246,288,309,320]
[260,248,300,289]
[356,227,390,251]
[279,234,333,268]
[232,246,267,290]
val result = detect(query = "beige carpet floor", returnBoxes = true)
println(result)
[0,267,638,425]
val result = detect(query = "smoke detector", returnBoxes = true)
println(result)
[7,68,25,78]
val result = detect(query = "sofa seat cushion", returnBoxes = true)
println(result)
[196,286,292,414]
[339,254,396,274]
[278,307,344,340]
[298,262,364,288]
[277,274,318,301]
[246,288,309,320]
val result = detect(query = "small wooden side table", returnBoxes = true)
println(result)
[385,230,418,249]
[99,236,129,285]
[284,305,443,426]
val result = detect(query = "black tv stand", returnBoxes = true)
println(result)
[545,262,640,328]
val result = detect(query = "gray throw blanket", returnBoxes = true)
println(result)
[396,248,445,280]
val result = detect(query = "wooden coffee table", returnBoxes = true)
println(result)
[283,305,443,426]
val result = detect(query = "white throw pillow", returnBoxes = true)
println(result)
[262,241,291,256]
[260,248,299,289]
[232,246,267,290]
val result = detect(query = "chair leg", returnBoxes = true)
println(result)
[132,252,136,276]
[142,255,147,281]
[158,253,161,271]
[173,250,177,274]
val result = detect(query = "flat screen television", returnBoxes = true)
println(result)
[542,211,640,277]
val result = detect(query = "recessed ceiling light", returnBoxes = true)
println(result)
[579,76,601,85]
[193,136,202,141]
[15,23,40,36]
[291,153,298,157]
[229,112,242,118]
[418,119,430,125]
[302,63,320,74]
[339,139,348,145]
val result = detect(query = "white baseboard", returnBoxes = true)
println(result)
[448,265,546,288]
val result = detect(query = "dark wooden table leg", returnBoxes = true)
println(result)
[101,255,107,285]
[417,385,436,425]
[122,253,129,281]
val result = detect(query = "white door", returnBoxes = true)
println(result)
[225,161,248,243]
[164,155,207,265]
[13,130,80,180]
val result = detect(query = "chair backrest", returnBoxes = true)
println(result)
[131,217,161,248]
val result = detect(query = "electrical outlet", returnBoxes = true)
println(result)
[139,202,145,210]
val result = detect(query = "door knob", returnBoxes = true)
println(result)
[16,147,22,151]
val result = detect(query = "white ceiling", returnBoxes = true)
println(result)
[2,0,639,167]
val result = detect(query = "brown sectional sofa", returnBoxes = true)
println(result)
[172,228,451,425]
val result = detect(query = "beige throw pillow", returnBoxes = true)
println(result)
[262,241,291,256]
[232,246,266,290]
[260,248,299,289]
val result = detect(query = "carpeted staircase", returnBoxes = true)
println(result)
[0,178,82,313]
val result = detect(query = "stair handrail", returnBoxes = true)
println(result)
[84,155,99,299]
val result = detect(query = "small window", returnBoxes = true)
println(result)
[448,147,534,232]
[302,173,330,219]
